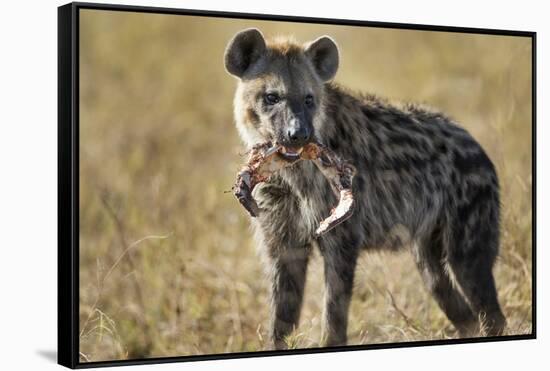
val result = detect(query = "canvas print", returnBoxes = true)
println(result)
[76,7,533,364]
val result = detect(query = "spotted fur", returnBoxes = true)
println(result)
[225,29,506,349]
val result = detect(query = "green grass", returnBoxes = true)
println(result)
[78,10,532,362]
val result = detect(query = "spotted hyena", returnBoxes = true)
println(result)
[224,28,506,349]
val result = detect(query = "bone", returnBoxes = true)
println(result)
[233,141,356,236]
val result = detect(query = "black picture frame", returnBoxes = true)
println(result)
[58,2,537,369]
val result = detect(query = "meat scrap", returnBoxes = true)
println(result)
[233,141,357,236]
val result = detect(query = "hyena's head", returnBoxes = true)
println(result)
[224,28,339,156]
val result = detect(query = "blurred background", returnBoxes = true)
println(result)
[78,9,532,362]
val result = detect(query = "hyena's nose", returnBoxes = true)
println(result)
[287,126,311,147]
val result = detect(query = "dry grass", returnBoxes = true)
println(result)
[78,10,533,362]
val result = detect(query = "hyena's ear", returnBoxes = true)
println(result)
[304,36,339,82]
[224,28,267,78]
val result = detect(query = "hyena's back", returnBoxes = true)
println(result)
[279,83,500,257]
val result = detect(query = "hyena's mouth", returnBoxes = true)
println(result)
[233,141,357,236]
[278,146,304,161]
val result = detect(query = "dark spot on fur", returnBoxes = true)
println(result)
[354,176,365,192]
[440,128,452,137]
[336,123,350,141]
[362,106,384,123]
[436,142,448,155]
[450,171,459,184]
[453,149,494,174]
[430,166,442,179]
[425,196,433,210]
[246,108,261,127]
[420,139,431,152]
[329,138,340,151]
[389,131,418,148]
[368,147,379,163]
[457,184,493,222]
[384,154,427,174]
[456,187,463,200]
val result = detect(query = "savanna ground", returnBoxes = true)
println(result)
[78,10,533,362]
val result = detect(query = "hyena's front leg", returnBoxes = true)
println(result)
[319,235,359,347]
[267,245,310,349]
[254,181,311,350]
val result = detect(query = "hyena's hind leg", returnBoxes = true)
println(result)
[414,226,478,337]
[445,190,506,336]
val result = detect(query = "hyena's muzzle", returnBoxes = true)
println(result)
[271,97,315,161]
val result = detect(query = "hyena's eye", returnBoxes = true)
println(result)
[305,94,314,107]
[264,93,280,105]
